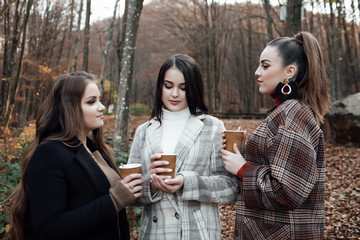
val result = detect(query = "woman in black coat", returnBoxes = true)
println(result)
[7,72,143,240]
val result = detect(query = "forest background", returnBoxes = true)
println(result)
[0,0,359,239]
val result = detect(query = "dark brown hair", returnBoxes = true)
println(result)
[151,54,208,122]
[7,71,114,239]
[267,31,330,124]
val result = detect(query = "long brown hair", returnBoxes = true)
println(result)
[6,71,114,239]
[267,31,330,124]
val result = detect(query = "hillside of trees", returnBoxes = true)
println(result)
[1,0,360,130]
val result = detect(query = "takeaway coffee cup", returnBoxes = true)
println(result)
[119,163,141,178]
[224,130,246,153]
[156,153,177,178]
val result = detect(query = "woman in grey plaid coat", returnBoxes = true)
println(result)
[128,54,238,240]
[222,32,330,239]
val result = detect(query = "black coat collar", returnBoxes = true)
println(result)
[74,138,111,196]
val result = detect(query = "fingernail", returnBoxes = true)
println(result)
[168,169,172,172]
[164,179,169,184]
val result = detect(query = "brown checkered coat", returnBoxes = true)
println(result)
[235,99,325,240]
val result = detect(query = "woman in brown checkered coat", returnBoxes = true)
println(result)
[221,32,330,239]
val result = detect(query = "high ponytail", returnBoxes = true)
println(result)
[267,31,330,124]
[294,32,330,124]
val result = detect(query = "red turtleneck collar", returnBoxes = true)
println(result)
[270,93,283,107]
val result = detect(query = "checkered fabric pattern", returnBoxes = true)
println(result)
[128,114,238,240]
[234,99,325,240]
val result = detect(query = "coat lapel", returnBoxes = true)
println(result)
[174,114,205,172]
[145,119,162,156]
[75,145,110,195]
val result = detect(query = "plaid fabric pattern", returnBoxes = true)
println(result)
[128,114,238,240]
[234,99,325,240]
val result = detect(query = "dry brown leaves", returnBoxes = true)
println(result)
[324,144,360,239]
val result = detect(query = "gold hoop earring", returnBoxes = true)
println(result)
[281,78,292,95]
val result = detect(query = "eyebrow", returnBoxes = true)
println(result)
[164,80,186,85]
[261,59,271,63]
[85,95,97,100]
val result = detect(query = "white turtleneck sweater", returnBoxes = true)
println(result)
[160,107,191,153]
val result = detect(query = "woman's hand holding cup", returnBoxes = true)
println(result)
[120,164,144,197]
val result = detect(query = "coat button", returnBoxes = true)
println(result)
[153,216,157,223]
[175,212,179,219]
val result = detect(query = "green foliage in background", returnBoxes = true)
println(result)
[130,103,152,116]
[113,141,130,166]
[0,125,34,235]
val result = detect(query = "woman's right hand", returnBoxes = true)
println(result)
[149,153,172,176]
[149,152,172,193]
[121,173,144,198]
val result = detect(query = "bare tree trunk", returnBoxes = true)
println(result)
[237,22,247,113]
[4,0,33,128]
[114,0,144,151]
[3,0,23,125]
[336,0,345,99]
[82,0,91,72]
[340,0,354,96]
[56,4,72,67]
[100,0,120,95]
[66,0,75,71]
[343,20,357,93]
[309,0,314,33]
[246,1,254,113]
[0,0,16,15]
[72,0,84,72]
[262,0,274,40]
[1,0,11,119]
[285,0,302,36]
[203,0,213,113]
[115,0,128,93]
[116,0,128,62]
[351,0,360,92]
[323,0,336,100]
[19,79,35,127]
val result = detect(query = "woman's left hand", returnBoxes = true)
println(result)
[221,132,226,149]
[150,174,184,194]
[221,143,247,175]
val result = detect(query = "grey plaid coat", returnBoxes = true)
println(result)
[128,114,238,240]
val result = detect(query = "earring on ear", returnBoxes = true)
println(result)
[281,77,291,95]
[275,77,298,102]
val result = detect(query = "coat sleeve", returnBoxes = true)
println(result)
[179,119,238,203]
[26,142,117,240]
[127,123,164,205]
[243,118,320,211]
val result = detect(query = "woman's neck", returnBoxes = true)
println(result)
[77,132,88,147]
[162,107,191,120]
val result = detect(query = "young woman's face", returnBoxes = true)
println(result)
[81,82,105,133]
[161,67,188,112]
[255,46,287,95]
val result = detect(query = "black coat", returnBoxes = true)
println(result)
[25,140,130,240]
